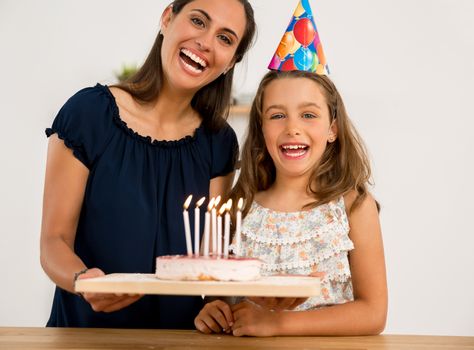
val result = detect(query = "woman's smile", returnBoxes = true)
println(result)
[161,0,246,92]
[179,47,209,75]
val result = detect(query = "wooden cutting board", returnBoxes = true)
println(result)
[75,274,320,297]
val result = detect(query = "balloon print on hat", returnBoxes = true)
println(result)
[267,0,329,75]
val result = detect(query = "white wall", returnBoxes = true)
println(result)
[1,0,473,335]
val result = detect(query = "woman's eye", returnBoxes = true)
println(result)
[191,17,205,27]
[269,114,285,120]
[218,34,232,45]
[302,113,317,119]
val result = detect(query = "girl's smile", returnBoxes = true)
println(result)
[279,143,310,160]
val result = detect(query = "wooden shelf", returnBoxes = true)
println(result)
[230,105,251,116]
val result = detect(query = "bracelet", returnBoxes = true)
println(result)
[73,268,89,295]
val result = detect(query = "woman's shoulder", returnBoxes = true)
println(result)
[107,86,135,114]
[46,84,117,168]
[54,83,118,130]
[205,120,237,140]
[62,83,115,114]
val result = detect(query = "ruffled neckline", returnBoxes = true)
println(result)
[238,197,354,280]
[252,200,321,216]
[251,197,347,216]
[97,83,203,148]
[241,197,350,246]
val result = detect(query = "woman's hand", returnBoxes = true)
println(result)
[77,268,143,313]
[194,300,234,334]
[231,301,278,337]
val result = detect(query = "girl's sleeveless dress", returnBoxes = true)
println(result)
[235,197,354,310]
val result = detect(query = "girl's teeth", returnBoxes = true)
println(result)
[282,147,307,158]
[282,145,306,150]
[285,150,306,157]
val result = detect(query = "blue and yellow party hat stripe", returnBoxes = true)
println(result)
[268,0,329,75]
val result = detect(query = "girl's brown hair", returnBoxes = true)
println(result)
[230,70,375,219]
[114,0,256,132]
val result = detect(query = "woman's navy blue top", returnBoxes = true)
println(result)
[45,84,238,329]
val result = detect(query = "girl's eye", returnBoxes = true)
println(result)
[269,113,285,120]
[302,113,317,119]
[191,17,205,27]
[218,34,232,45]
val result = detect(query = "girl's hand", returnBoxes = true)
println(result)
[247,297,307,311]
[77,268,143,313]
[248,271,324,311]
[194,300,234,334]
[231,301,278,337]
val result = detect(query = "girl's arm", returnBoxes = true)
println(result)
[40,136,142,312]
[231,192,387,336]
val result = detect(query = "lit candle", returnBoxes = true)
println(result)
[217,204,226,257]
[183,195,193,256]
[223,199,232,258]
[203,198,214,257]
[234,198,243,256]
[194,197,205,257]
[212,196,221,255]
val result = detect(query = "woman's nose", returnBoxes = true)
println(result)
[195,33,212,52]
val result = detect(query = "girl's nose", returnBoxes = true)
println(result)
[285,119,301,136]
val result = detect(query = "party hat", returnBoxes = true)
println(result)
[268,0,329,75]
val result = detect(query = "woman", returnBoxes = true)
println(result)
[41,0,256,329]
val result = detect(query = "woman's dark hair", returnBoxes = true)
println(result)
[115,0,256,132]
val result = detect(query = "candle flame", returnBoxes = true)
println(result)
[183,195,193,210]
[196,197,206,208]
[226,198,233,211]
[218,204,226,215]
[214,195,221,207]
[238,198,244,210]
[207,197,215,211]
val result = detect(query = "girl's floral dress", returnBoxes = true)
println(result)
[232,197,354,310]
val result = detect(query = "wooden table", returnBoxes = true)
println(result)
[0,328,473,350]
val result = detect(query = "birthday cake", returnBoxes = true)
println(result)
[155,255,262,281]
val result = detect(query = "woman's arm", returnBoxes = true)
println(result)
[40,135,89,292]
[40,136,142,312]
[209,172,235,200]
[232,193,388,336]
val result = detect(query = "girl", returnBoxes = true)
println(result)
[194,70,388,336]
[41,0,255,329]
